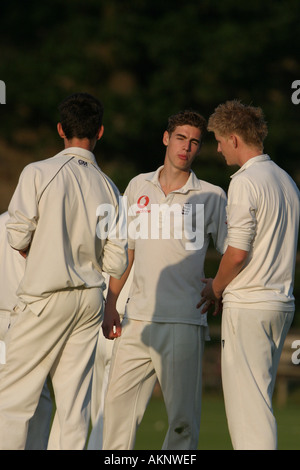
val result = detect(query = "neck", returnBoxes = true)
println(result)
[64,137,96,152]
[159,165,190,195]
[238,147,264,167]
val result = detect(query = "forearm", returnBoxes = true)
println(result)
[102,248,134,339]
[212,245,248,297]
[106,248,134,304]
[7,165,38,251]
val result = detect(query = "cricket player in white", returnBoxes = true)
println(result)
[200,100,300,450]
[0,212,53,450]
[0,93,128,450]
[102,110,227,450]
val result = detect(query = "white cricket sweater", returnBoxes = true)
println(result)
[223,154,300,311]
[6,147,128,315]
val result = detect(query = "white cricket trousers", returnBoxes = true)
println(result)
[87,325,115,450]
[221,307,294,450]
[0,287,102,450]
[87,268,129,450]
[102,318,205,450]
[51,317,117,450]
[0,310,53,450]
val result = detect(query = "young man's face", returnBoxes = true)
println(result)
[163,125,202,172]
[214,132,237,166]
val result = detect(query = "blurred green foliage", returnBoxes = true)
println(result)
[0,0,299,191]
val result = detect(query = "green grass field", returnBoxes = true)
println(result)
[134,392,300,450]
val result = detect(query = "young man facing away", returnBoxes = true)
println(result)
[199,100,300,450]
[0,93,128,450]
[102,110,228,450]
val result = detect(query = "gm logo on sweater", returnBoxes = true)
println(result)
[0,81,5,104]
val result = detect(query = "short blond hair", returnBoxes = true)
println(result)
[208,100,268,148]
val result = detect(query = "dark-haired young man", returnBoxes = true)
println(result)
[102,110,227,450]
[0,93,128,450]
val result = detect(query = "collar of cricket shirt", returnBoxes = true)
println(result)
[63,147,97,165]
[147,165,202,194]
[230,154,270,179]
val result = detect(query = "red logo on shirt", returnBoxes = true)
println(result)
[137,195,150,209]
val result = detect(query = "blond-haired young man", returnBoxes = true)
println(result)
[200,100,300,450]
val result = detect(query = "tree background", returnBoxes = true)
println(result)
[0,0,299,323]
[1,0,299,192]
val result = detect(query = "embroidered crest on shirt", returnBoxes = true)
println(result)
[182,203,192,215]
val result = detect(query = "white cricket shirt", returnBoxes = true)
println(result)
[6,147,128,315]
[0,212,25,312]
[123,166,227,325]
[223,154,300,311]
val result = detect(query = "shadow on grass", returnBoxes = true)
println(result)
[134,390,300,450]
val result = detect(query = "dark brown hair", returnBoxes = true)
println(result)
[58,93,104,140]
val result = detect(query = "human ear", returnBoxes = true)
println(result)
[57,122,65,139]
[230,134,238,148]
[97,125,104,140]
[162,131,169,146]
